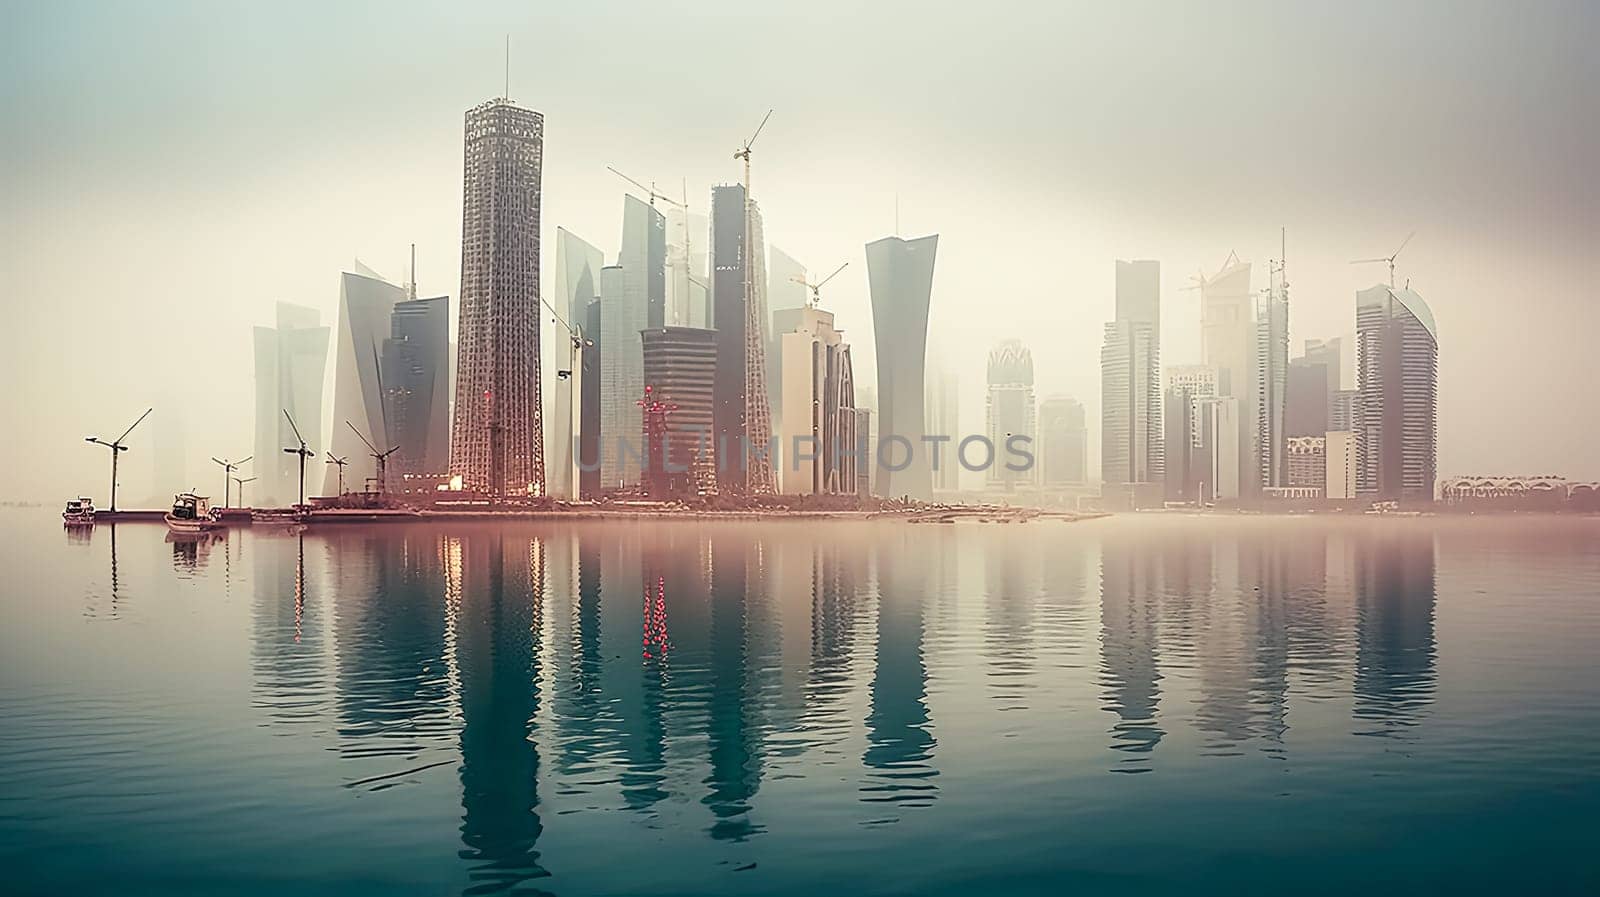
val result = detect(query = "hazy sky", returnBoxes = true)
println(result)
[3,0,1597,501]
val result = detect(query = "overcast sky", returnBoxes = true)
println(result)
[2,0,1597,501]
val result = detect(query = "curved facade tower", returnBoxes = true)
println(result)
[325,271,406,494]
[549,228,603,499]
[1355,284,1438,501]
[865,234,938,500]
[450,98,545,496]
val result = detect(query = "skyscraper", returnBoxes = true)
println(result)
[1101,259,1163,508]
[776,307,857,495]
[1200,255,1257,499]
[985,338,1036,491]
[382,295,451,482]
[641,326,718,496]
[865,233,938,501]
[325,270,406,494]
[253,302,328,504]
[549,228,603,499]
[598,196,666,491]
[1163,365,1218,503]
[1038,396,1087,487]
[766,246,808,428]
[1195,395,1241,502]
[1255,271,1289,489]
[925,362,960,492]
[1356,284,1439,501]
[709,184,776,494]
[450,97,544,496]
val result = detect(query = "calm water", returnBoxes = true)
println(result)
[2,512,1598,895]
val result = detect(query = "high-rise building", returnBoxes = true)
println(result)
[1287,355,1332,437]
[766,246,808,429]
[1325,430,1356,500]
[1200,255,1257,499]
[641,326,718,496]
[253,302,328,504]
[549,228,603,499]
[1356,284,1439,501]
[450,97,545,496]
[925,361,961,492]
[1162,365,1218,503]
[597,196,666,492]
[325,271,406,494]
[1255,268,1289,488]
[709,184,776,494]
[1101,260,1163,508]
[382,295,450,483]
[1195,395,1240,502]
[865,234,938,501]
[664,207,709,328]
[1038,396,1087,487]
[579,299,602,499]
[776,307,857,495]
[985,338,1036,491]
[1330,388,1358,432]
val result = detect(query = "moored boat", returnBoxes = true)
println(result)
[62,497,95,526]
[164,492,225,533]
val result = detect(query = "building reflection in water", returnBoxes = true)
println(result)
[251,531,329,729]
[454,533,550,894]
[1352,528,1438,737]
[1098,535,1165,770]
[861,532,938,811]
[702,530,766,841]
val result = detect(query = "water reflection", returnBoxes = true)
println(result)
[223,519,1450,891]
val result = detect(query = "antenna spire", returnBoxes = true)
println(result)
[504,35,510,99]
[409,243,417,301]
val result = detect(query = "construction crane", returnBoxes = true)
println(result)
[85,407,152,512]
[282,410,315,508]
[791,261,849,307]
[734,109,777,495]
[607,165,685,210]
[346,421,400,494]
[211,455,251,508]
[325,453,349,495]
[1350,230,1415,288]
[608,166,708,326]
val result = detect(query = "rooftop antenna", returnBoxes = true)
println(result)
[791,261,849,308]
[211,455,252,508]
[282,409,314,508]
[895,193,900,237]
[1349,230,1415,288]
[85,407,152,512]
[325,453,349,495]
[408,243,417,301]
[504,34,510,99]
[347,421,400,494]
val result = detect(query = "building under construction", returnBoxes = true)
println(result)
[709,183,776,494]
[450,97,545,496]
[642,326,718,495]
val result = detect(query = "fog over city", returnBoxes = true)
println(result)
[2,0,1596,502]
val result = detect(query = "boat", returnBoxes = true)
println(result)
[62,497,95,526]
[164,492,225,533]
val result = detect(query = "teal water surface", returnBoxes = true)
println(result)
[2,512,1597,895]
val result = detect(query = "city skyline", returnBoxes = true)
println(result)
[4,3,1598,501]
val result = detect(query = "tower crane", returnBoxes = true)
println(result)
[1350,230,1415,288]
[791,261,849,307]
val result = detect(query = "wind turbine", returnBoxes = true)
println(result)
[791,262,849,307]
[325,453,349,495]
[85,407,152,512]
[1350,230,1416,288]
[232,475,257,508]
[211,455,252,508]
[346,421,400,494]
[282,410,314,508]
